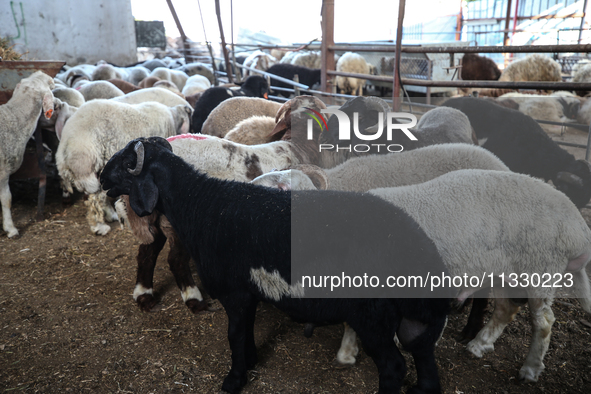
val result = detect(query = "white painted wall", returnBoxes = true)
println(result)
[1,0,137,66]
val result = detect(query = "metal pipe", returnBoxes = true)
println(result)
[321,0,335,96]
[235,63,310,89]
[165,0,193,63]
[215,0,233,84]
[503,0,513,46]
[579,0,589,45]
[325,69,591,90]
[393,0,406,111]
[329,44,591,53]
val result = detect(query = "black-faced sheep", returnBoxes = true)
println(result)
[115,134,293,313]
[100,136,452,394]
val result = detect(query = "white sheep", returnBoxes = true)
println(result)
[56,64,96,87]
[497,92,581,135]
[267,165,591,383]
[76,81,125,101]
[110,87,191,107]
[223,116,277,145]
[335,52,370,96]
[242,50,277,77]
[124,65,151,86]
[0,71,55,237]
[91,62,128,81]
[252,143,509,193]
[56,99,193,235]
[201,97,281,137]
[181,74,211,97]
[499,54,562,83]
[368,170,591,383]
[148,67,189,91]
[52,87,85,108]
[178,62,215,85]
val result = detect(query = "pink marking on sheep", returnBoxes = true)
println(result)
[167,134,209,142]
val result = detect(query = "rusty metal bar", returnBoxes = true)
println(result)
[503,0,513,46]
[393,0,406,111]
[321,0,335,96]
[326,69,591,90]
[165,0,194,63]
[215,0,233,84]
[579,0,588,45]
[329,43,591,53]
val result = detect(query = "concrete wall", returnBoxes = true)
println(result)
[1,0,137,66]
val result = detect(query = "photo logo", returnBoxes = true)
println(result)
[306,108,418,153]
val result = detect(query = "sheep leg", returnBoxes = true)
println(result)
[348,316,405,394]
[102,194,119,223]
[133,232,167,312]
[458,291,489,343]
[466,294,520,357]
[519,298,555,383]
[398,317,447,394]
[335,323,359,366]
[0,175,18,238]
[221,295,259,394]
[166,233,207,313]
[85,192,111,235]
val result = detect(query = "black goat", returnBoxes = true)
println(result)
[101,136,451,394]
[191,75,270,134]
[443,97,591,208]
[265,63,321,97]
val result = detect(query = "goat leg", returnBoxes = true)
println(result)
[134,232,167,312]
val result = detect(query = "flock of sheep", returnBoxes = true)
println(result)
[1,49,591,393]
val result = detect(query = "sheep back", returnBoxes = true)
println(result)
[201,97,281,137]
[498,54,562,82]
[56,100,187,194]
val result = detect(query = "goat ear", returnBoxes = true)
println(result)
[129,173,159,217]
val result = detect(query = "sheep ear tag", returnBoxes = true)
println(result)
[129,173,159,217]
[264,93,268,99]
[43,93,54,119]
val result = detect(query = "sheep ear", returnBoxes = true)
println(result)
[42,93,54,119]
[129,173,159,217]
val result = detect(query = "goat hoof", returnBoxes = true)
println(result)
[186,298,209,314]
[137,294,158,312]
[304,323,316,338]
[221,373,247,394]
[466,340,493,357]
[519,364,543,382]
[6,229,20,238]
[407,385,441,394]
[92,223,111,236]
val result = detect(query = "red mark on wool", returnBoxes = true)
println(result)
[167,134,208,142]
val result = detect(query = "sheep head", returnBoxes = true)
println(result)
[101,137,173,217]
[554,159,591,208]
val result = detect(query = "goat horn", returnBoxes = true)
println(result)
[556,171,584,187]
[127,141,145,176]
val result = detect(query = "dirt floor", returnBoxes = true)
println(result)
[2,130,591,394]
